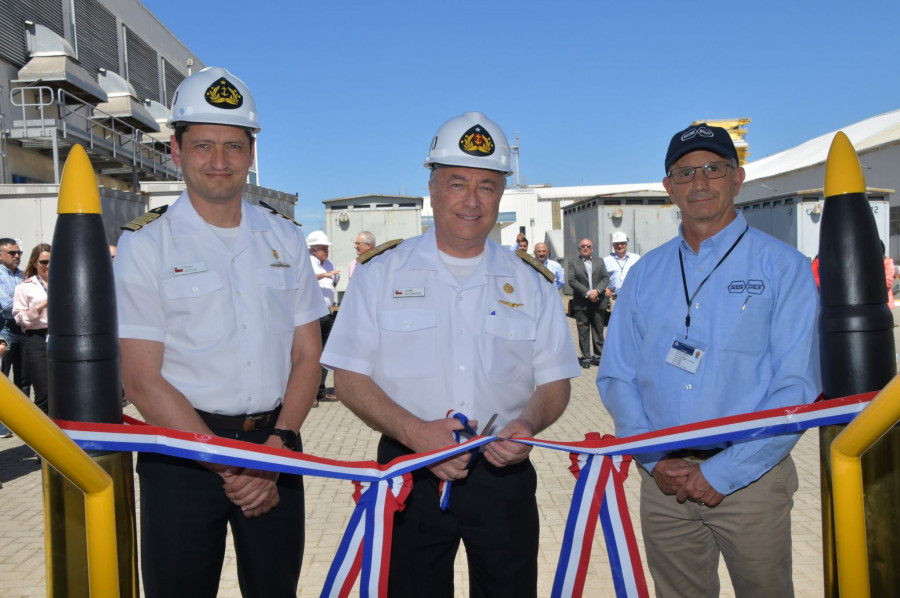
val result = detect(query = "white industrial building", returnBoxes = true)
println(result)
[0,0,296,254]
[422,110,900,273]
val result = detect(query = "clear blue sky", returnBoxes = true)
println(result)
[141,0,900,229]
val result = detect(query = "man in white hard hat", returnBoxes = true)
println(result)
[602,231,640,310]
[115,67,326,598]
[322,111,580,597]
[307,230,339,403]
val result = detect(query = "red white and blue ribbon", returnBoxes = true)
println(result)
[321,473,412,598]
[53,392,875,598]
[552,434,648,598]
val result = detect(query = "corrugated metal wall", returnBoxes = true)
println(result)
[162,58,184,107]
[0,0,64,65]
[73,0,118,75]
[124,26,158,101]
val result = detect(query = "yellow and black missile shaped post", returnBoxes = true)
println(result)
[44,144,138,597]
[818,131,899,597]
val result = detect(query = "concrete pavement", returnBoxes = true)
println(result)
[1,309,893,597]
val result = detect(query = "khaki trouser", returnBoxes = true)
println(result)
[639,455,798,598]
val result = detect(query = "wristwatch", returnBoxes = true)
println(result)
[269,428,298,450]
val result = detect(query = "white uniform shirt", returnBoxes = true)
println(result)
[603,251,640,295]
[115,192,327,415]
[321,227,581,429]
[310,255,338,308]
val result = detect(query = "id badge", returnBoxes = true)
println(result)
[665,335,707,374]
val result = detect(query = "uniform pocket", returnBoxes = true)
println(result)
[484,314,536,381]
[380,309,436,378]
[724,296,773,355]
[163,271,222,299]
[161,272,224,348]
[258,268,299,332]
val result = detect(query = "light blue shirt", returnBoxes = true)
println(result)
[0,264,23,319]
[541,258,566,290]
[596,211,820,495]
[602,252,640,295]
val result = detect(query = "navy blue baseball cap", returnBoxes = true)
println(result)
[665,123,738,173]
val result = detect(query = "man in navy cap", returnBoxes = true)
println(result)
[597,124,820,596]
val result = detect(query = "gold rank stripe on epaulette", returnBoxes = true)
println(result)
[358,239,403,264]
[515,250,555,283]
[120,205,168,232]
[259,200,302,227]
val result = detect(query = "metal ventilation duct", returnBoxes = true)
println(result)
[14,22,107,104]
[94,69,159,132]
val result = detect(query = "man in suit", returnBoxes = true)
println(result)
[567,238,609,368]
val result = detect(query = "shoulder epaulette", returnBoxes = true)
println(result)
[121,205,168,232]
[358,239,403,264]
[259,200,302,227]
[515,250,555,283]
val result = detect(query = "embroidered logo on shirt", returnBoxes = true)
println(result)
[747,280,765,295]
[728,281,746,293]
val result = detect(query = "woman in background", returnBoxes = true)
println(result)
[883,242,895,309]
[13,244,50,413]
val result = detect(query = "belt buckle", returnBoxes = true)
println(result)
[242,413,267,432]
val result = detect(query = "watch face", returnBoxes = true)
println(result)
[273,429,297,450]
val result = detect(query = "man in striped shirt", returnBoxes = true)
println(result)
[1,237,29,437]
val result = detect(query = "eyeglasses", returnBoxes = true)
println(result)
[38,260,50,266]
[668,161,734,184]
[5,250,22,256]
[580,244,592,248]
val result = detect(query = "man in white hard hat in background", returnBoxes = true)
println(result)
[322,111,581,597]
[602,231,640,312]
[115,67,326,598]
[307,230,339,404]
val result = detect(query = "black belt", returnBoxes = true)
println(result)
[196,405,281,433]
[668,448,723,461]
[25,328,47,337]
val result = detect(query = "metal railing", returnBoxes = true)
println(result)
[9,86,178,182]
[831,373,900,597]
[0,375,119,596]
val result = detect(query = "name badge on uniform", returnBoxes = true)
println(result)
[173,262,207,276]
[665,335,707,374]
[393,288,425,298]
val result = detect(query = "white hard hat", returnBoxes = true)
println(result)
[168,67,261,133]
[307,230,331,247]
[612,231,628,244]
[424,111,513,176]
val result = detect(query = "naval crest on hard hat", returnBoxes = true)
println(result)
[204,78,244,109]
[458,125,495,157]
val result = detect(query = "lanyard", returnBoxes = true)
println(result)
[37,276,48,293]
[612,254,628,273]
[678,225,748,338]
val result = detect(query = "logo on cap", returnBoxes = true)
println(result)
[681,126,714,142]
[459,125,495,157]
[204,78,243,110]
